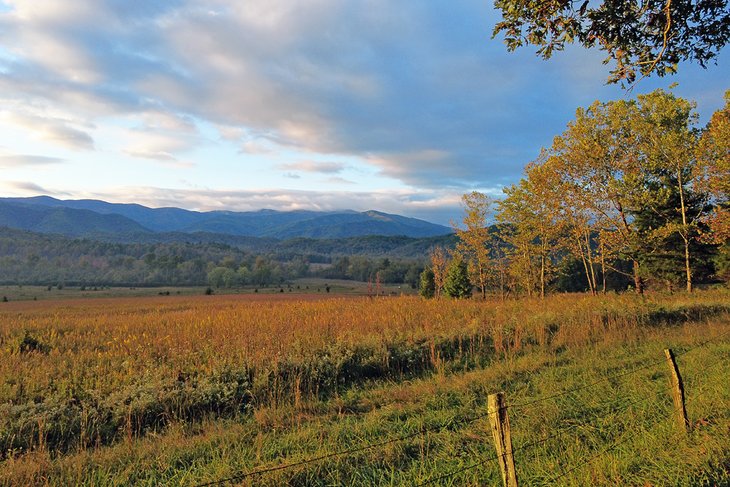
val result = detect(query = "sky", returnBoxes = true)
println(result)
[0,1,727,226]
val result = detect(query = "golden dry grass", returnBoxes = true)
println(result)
[1,290,728,476]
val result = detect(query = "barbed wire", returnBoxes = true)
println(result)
[545,400,685,485]
[507,327,730,412]
[673,327,730,358]
[537,350,728,485]
[192,407,491,486]
[193,325,729,486]
[417,388,662,486]
[416,425,573,486]
[508,356,665,412]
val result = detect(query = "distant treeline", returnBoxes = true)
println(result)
[0,227,442,288]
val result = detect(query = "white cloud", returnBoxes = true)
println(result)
[1,180,70,196]
[121,110,201,164]
[277,160,346,174]
[0,0,726,197]
[53,185,471,225]
[0,153,64,167]
[2,111,95,150]
[323,176,356,185]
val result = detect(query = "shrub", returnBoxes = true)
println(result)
[17,332,50,354]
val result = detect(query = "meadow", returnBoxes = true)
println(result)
[0,279,414,303]
[1,290,728,485]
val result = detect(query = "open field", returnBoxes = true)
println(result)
[0,279,414,303]
[1,291,729,485]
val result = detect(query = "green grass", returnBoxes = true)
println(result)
[2,310,728,486]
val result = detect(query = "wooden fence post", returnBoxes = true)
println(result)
[488,392,518,487]
[664,349,690,433]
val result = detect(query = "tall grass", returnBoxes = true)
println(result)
[2,312,728,486]
[0,291,728,460]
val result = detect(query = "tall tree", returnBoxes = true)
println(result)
[697,91,730,281]
[545,89,715,291]
[429,245,449,298]
[698,91,730,244]
[631,89,708,291]
[550,98,648,293]
[497,160,565,298]
[493,0,730,84]
[454,192,494,300]
[545,154,604,294]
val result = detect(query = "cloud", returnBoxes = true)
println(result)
[7,181,50,193]
[0,1,566,186]
[239,140,274,155]
[0,0,726,192]
[323,176,355,185]
[123,150,175,162]
[277,160,346,174]
[2,180,70,196]
[121,110,201,164]
[3,111,95,150]
[65,185,475,225]
[0,154,64,167]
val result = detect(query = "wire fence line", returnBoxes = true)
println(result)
[415,431,564,486]
[193,330,729,487]
[417,419,588,487]
[193,408,493,486]
[544,401,689,485]
[508,327,730,413]
[418,390,670,486]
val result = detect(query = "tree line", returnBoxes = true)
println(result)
[421,89,729,299]
[0,227,428,288]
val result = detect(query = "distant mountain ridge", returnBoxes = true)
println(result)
[0,196,452,239]
[0,201,151,237]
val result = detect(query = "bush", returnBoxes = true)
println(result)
[419,268,435,298]
[443,256,472,299]
[17,332,50,354]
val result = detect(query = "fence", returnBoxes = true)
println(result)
[194,330,729,486]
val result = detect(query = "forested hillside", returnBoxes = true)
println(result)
[0,198,451,239]
[0,227,454,287]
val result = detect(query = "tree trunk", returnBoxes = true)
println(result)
[499,261,506,301]
[540,254,545,299]
[524,247,533,297]
[599,236,607,294]
[633,259,644,294]
[481,266,488,300]
[584,229,598,294]
[683,235,692,293]
[577,235,594,295]
[676,167,692,293]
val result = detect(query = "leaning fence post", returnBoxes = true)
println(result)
[664,349,690,433]
[488,392,518,487]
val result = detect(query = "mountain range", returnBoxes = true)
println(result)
[0,196,452,240]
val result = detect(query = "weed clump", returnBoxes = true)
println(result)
[17,332,50,355]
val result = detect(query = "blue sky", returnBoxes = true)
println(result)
[0,0,727,225]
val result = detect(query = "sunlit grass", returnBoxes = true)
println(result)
[0,290,728,485]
